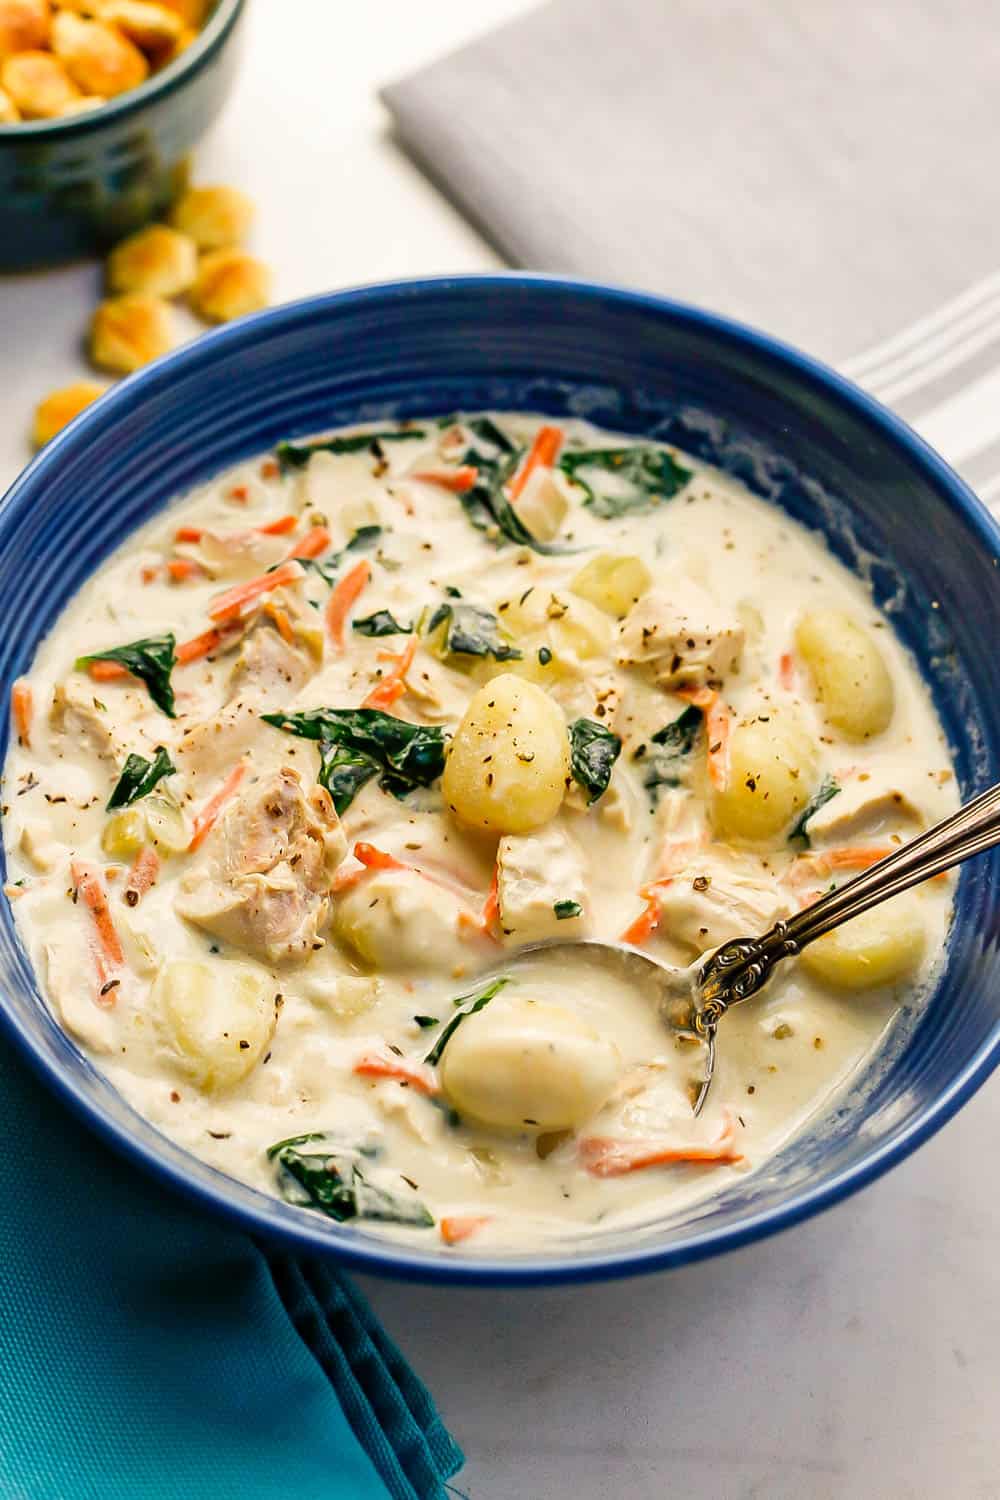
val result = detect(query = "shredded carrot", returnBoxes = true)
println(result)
[256,513,298,536]
[331,841,408,894]
[71,860,124,1000]
[167,558,203,583]
[355,841,407,873]
[353,1049,438,1096]
[259,460,279,481]
[620,897,660,946]
[175,621,241,667]
[440,1215,491,1245]
[289,525,332,561]
[227,483,249,503]
[124,846,160,905]
[362,635,417,710]
[87,659,127,682]
[141,565,159,584]
[678,686,730,789]
[507,424,564,500]
[412,465,479,493]
[11,679,33,748]
[481,865,500,931]
[579,1116,743,1177]
[175,525,203,542]
[208,559,306,624]
[326,558,371,647]
[189,762,246,852]
[779,651,797,692]
[789,845,897,885]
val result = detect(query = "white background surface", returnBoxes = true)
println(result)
[2,4,999,1497]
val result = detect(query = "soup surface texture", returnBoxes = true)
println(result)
[2,413,957,1250]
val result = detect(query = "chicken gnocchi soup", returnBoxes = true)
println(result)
[2,413,957,1249]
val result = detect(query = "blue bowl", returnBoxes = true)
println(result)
[0,0,246,271]
[2,276,999,1285]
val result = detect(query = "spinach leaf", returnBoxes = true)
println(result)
[317,743,380,815]
[269,1134,433,1227]
[464,415,517,455]
[106,745,176,811]
[338,524,383,559]
[424,599,522,661]
[568,718,622,804]
[789,776,841,847]
[559,445,692,518]
[300,525,383,587]
[263,707,447,811]
[353,610,413,637]
[413,1015,438,1029]
[424,976,510,1067]
[76,634,177,718]
[276,429,426,471]
[640,704,704,800]
[455,420,576,555]
[553,899,583,920]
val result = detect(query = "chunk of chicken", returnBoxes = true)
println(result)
[402,653,471,724]
[177,767,347,962]
[497,825,588,943]
[19,819,62,873]
[650,849,789,956]
[183,528,289,580]
[50,675,146,766]
[45,938,114,1054]
[617,583,744,690]
[177,620,316,779]
[805,774,927,846]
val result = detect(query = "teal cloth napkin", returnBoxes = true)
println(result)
[0,1043,462,1500]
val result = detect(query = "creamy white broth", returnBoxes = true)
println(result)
[1,414,958,1251]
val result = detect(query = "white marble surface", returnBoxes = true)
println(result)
[1,4,998,1497]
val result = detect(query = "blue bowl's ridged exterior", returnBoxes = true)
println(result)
[1,275,999,1286]
[0,0,245,271]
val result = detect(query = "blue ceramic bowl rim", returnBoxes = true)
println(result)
[4,272,1000,1286]
[0,0,245,141]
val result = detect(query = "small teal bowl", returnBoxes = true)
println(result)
[1,276,999,1285]
[0,0,246,271]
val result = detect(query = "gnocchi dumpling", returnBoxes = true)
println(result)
[443,673,570,834]
[496,586,613,681]
[570,552,653,618]
[711,707,818,842]
[795,609,894,741]
[333,870,470,973]
[440,995,622,1131]
[155,959,277,1091]
[799,894,926,991]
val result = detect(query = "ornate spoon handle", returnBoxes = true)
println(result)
[695,778,1000,1029]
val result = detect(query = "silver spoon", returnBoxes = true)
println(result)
[494,776,1000,1114]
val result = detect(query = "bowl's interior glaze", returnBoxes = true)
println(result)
[2,277,999,1284]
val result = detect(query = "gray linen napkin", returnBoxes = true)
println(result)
[383,0,1000,498]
